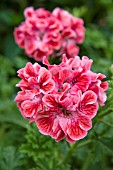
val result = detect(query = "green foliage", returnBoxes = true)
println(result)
[0,55,28,129]
[21,123,70,169]
[30,164,70,170]
[0,146,25,170]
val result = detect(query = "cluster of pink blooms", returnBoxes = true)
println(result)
[14,7,85,61]
[14,55,108,143]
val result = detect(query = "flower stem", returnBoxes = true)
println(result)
[63,142,78,164]
[93,108,112,126]
[100,119,113,128]
[63,139,92,164]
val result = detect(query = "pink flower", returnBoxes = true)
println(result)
[14,7,85,61]
[52,8,85,43]
[62,40,80,58]
[36,90,98,143]
[15,62,55,121]
[16,62,55,93]
[87,71,109,106]
[15,55,108,143]
[15,90,43,119]
[14,7,63,61]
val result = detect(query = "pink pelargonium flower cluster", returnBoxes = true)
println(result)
[14,7,85,61]
[14,55,108,143]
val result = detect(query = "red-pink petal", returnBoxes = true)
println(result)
[24,62,36,77]
[41,79,55,94]
[33,63,41,73]
[62,54,68,63]
[66,43,79,58]
[89,85,99,95]
[100,81,108,91]
[21,100,37,118]
[28,77,38,85]
[17,68,25,79]
[59,117,87,141]
[81,56,93,70]
[82,90,97,105]
[59,97,72,109]
[66,135,76,143]
[52,118,65,141]
[98,91,107,106]
[55,131,65,142]
[38,69,51,85]
[24,7,34,18]
[59,69,70,82]
[16,79,32,90]
[98,73,106,80]
[36,114,55,135]
[42,56,50,66]
[61,83,70,94]
[78,115,92,130]
[80,103,98,118]
[67,123,87,141]
[76,73,90,92]
[14,91,31,102]
[43,94,57,107]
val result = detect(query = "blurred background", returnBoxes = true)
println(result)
[0,0,113,170]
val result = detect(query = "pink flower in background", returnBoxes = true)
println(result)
[14,7,85,61]
[62,40,80,58]
[15,55,108,143]
[52,7,85,43]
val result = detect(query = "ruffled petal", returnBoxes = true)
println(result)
[41,79,55,94]
[82,90,97,105]
[43,94,57,107]
[36,113,55,135]
[21,100,37,118]
[66,135,76,143]
[100,81,108,91]
[76,73,90,92]
[78,115,92,130]
[38,69,51,85]
[24,62,36,77]
[67,123,87,141]
[80,102,98,118]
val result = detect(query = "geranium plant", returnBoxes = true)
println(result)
[14,54,108,143]
[14,7,85,61]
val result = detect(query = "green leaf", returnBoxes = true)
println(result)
[0,109,28,129]
[0,146,23,170]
